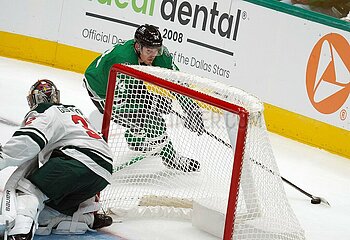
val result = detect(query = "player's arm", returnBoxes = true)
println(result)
[0,107,55,170]
[175,94,204,135]
[84,47,118,99]
[0,134,40,170]
[161,50,204,135]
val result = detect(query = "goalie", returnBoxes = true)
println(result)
[84,24,205,173]
[0,80,113,240]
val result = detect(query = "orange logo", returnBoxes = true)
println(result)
[306,33,350,114]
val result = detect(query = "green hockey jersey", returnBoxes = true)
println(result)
[84,39,178,100]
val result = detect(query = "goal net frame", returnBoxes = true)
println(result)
[100,64,304,240]
[101,64,244,239]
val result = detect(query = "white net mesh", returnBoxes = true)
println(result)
[100,65,305,240]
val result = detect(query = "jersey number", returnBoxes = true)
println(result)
[71,115,101,139]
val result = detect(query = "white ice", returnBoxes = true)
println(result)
[0,56,349,240]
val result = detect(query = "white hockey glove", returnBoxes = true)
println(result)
[184,110,205,136]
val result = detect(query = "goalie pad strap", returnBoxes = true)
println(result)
[4,158,38,190]
[53,221,94,235]
[36,197,99,235]
[70,197,100,232]
[36,213,95,235]
[16,179,48,208]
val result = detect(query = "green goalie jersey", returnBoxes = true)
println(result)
[84,39,178,100]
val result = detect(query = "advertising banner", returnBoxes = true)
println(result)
[0,0,349,131]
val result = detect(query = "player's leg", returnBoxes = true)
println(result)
[124,111,168,153]
[145,112,200,172]
[160,141,200,172]
[124,112,200,172]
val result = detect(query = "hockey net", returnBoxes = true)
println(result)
[100,64,305,240]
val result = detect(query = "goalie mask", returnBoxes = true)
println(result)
[27,79,60,109]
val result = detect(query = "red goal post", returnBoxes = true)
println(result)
[100,64,305,240]
[102,64,248,239]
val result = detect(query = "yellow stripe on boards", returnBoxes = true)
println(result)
[264,103,350,159]
[0,31,57,67]
[0,31,99,73]
[55,43,99,73]
[0,31,349,160]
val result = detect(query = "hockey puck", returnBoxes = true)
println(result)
[311,198,321,204]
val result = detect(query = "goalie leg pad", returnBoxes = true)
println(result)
[8,194,39,236]
[36,197,99,236]
[36,213,95,236]
[15,178,47,210]
[1,158,39,230]
[0,159,43,238]
[7,178,47,237]
[51,215,94,235]
[0,188,17,237]
[37,206,61,227]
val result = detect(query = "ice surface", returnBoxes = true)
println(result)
[0,56,349,240]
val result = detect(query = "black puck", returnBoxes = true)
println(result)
[311,198,321,204]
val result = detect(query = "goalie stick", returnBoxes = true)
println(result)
[0,117,20,127]
[170,110,331,207]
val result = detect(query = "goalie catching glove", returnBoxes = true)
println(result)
[184,110,204,136]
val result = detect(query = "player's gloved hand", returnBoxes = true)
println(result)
[184,110,204,135]
[151,94,172,114]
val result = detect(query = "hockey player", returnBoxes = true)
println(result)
[0,80,113,240]
[84,24,205,172]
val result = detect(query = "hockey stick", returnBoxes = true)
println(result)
[0,117,20,127]
[113,155,146,172]
[171,110,330,206]
[281,177,330,206]
[170,110,232,148]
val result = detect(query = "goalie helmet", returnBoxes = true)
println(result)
[134,24,163,48]
[27,79,60,109]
